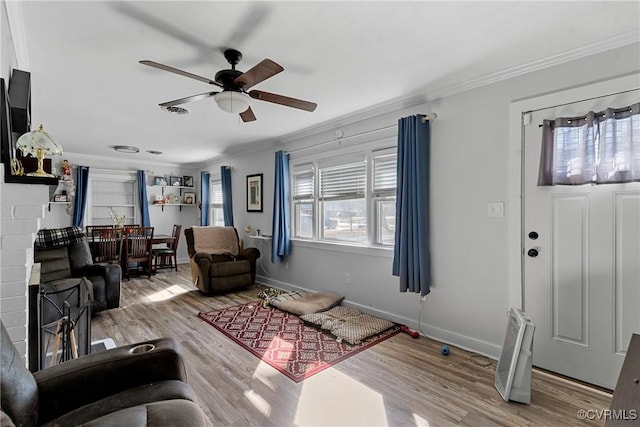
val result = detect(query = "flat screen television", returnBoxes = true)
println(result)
[495,307,535,404]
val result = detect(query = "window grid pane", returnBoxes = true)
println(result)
[320,162,367,201]
[375,198,396,246]
[295,202,313,238]
[91,179,135,225]
[294,171,314,200]
[373,153,397,197]
[321,199,367,243]
[211,180,223,204]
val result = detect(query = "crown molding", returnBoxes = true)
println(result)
[424,30,640,100]
[64,151,197,171]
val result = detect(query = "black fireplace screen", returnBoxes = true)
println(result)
[29,278,91,372]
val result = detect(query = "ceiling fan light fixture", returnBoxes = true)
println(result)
[214,91,251,114]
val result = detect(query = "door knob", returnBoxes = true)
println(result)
[527,248,539,258]
[528,231,539,240]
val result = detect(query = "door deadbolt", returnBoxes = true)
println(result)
[527,248,539,258]
[528,231,539,240]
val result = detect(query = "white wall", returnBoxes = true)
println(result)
[203,43,640,358]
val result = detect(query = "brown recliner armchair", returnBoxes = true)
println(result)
[0,321,210,426]
[185,226,260,294]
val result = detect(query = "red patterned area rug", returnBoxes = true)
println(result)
[198,302,400,382]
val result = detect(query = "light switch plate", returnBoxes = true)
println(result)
[488,202,505,217]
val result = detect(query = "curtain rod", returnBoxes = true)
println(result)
[287,113,437,155]
[537,107,636,127]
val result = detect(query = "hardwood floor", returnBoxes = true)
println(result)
[91,265,612,426]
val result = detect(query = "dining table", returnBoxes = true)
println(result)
[87,229,176,275]
[151,234,176,246]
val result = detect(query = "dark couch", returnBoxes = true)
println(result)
[185,226,260,294]
[0,321,211,426]
[34,227,120,314]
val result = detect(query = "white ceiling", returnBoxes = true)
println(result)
[14,1,640,166]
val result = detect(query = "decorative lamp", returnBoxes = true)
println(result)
[214,91,251,114]
[15,124,62,177]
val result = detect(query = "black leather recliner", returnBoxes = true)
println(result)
[34,227,120,314]
[0,321,211,426]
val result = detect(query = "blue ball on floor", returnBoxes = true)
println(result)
[440,345,450,356]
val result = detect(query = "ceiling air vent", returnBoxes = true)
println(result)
[161,106,189,115]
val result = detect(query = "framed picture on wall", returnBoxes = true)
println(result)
[246,173,263,212]
[183,175,194,187]
[183,192,195,205]
[154,176,167,186]
[170,176,182,186]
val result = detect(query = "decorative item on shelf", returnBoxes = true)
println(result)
[51,166,76,215]
[15,124,62,177]
[169,176,182,186]
[154,176,167,186]
[183,175,194,187]
[171,194,180,204]
[154,194,164,204]
[60,159,72,180]
[183,192,195,205]
[108,206,126,228]
[164,195,171,204]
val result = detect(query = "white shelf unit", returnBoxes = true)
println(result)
[248,235,272,241]
[48,180,74,211]
[150,185,197,211]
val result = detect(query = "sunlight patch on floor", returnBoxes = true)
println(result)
[295,369,388,426]
[146,284,188,302]
[252,360,281,388]
[243,389,272,417]
[413,413,431,426]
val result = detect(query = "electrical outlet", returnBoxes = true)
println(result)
[344,273,351,285]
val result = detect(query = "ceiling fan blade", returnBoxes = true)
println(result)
[248,90,317,112]
[240,106,257,122]
[235,59,284,89]
[159,91,219,107]
[140,60,222,87]
[222,3,270,50]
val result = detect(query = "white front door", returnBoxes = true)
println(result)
[523,90,640,389]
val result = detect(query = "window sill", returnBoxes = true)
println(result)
[291,238,393,258]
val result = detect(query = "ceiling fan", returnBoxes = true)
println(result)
[140,49,317,122]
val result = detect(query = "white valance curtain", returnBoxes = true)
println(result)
[538,102,640,185]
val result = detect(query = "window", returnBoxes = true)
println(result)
[210,179,225,226]
[372,150,397,245]
[319,156,367,243]
[89,171,136,226]
[539,103,640,185]
[291,143,397,248]
[293,164,314,238]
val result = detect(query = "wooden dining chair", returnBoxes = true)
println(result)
[123,226,154,280]
[89,227,123,265]
[153,224,181,273]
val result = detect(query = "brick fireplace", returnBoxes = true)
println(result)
[1,163,49,361]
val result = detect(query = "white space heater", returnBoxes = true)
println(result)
[495,307,535,404]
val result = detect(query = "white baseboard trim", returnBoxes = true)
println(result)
[255,275,501,360]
